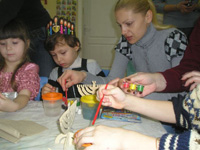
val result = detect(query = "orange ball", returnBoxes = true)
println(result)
[74,129,92,147]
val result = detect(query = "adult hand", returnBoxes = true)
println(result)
[184,3,198,13]
[182,71,200,91]
[117,72,166,97]
[74,125,156,150]
[97,84,126,109]
[74,125,126,150]
[176,1,191,13]
[108,78,120,86]
[41,83,56,95]
[57,70,87,91]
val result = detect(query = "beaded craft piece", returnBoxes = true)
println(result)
[123,82,144,94]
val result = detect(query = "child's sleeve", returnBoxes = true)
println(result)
[16,63,40,100]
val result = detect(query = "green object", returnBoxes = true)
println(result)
[137,85,144,92]
[127,61,136,76]
[68,28,70,35]
[77,101,80,106]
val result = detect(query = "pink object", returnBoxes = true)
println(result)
[60,25,63,34]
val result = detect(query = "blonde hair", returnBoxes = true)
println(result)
[115,0,174,30]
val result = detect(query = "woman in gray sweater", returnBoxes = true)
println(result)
[58,0,187,102]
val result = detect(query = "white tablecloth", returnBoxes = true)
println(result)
[0,101,166,150]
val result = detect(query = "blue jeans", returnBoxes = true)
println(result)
[29,27,56,77]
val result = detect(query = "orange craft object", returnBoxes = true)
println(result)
[74,129,92,147]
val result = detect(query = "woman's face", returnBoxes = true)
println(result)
[115,8,152,44]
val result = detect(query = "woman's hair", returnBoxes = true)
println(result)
[0,19,30,90]
[115,0,173,30]
[45,33,81,52]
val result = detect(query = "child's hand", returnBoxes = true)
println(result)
[0,93,10,111]
[0,93,6,99]
[97,84,126,109]
[108,78,120,86]
[41,83,57,95]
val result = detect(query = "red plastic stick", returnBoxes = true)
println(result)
[65,80,68,105]
[92,84,108,125]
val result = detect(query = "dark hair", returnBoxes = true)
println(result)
[0,19,30,90]
[45,33,81,52]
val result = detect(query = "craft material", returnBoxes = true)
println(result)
[80,95,99,120]
[123,82,144,93]
[101,107,141,123]
[42,92,63,117]
[77,81,103,96]
[65,80,68,102]
[92,84,108,125]
[47,16,75,36]
[2,92,17,100]
[61,80,68,110]
[55,100,77,149]
[58,100,77,134]
[0,119,47,143]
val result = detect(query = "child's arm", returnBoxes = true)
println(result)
[0,89,30,112]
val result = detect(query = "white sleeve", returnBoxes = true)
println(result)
[48,67,59,81]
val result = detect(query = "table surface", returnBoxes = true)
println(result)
[0,101,167,150]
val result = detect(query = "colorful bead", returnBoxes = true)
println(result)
[129,83,137,90]
[123,82,144,93]
[137,85,144,92]
[123,82,129,88]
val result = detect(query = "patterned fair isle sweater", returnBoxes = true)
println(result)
[159,84,200,149]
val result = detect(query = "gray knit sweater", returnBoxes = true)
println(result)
[84,24,187,100]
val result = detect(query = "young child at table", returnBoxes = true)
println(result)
[74,83,200,149]
[42,16,105,98]
[0,19,40,112]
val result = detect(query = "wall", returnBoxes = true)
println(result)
[41,1,57,18]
